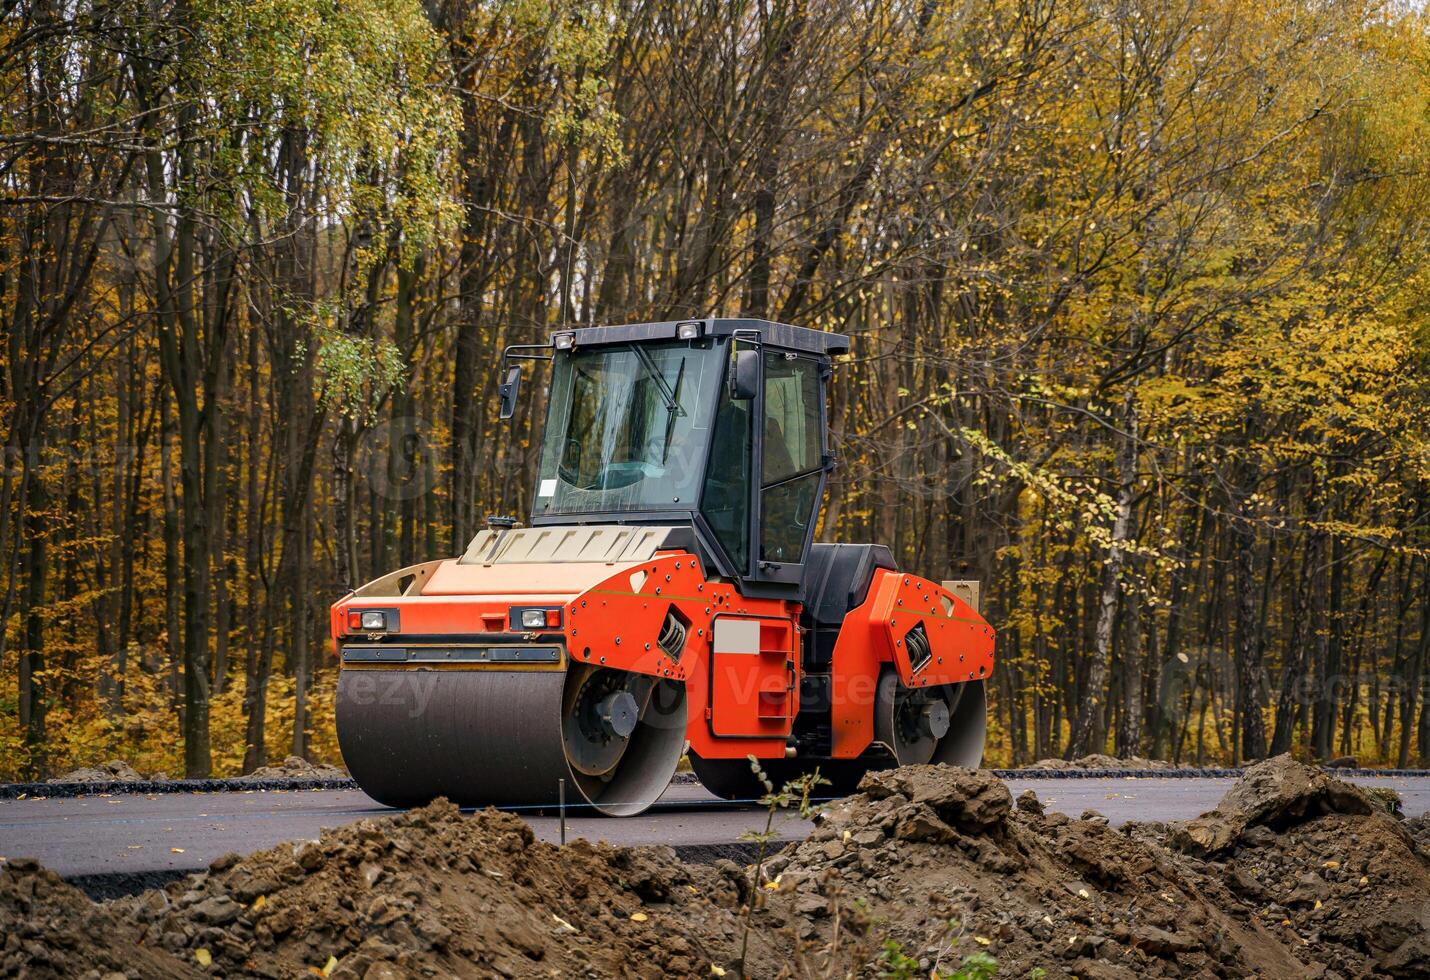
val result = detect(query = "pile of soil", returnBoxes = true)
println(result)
[3,803,761,978]
[236,756,346,781]
[3,755,1426,978]
[38,755,345,787]
[0,858,202,977]
[765,755,1428,977]
[1023,754,1177,771]
[1407,813,1430,850]
[46,760,168,784]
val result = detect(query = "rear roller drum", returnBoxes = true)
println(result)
[336,664,685,815]
[930,677,986,768]
[690,676,986,801]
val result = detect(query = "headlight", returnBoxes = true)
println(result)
[553,331,576,350]
[511,606,562,630]
[344,608,397,634]
[676,321,703,340]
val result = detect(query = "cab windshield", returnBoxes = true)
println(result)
[534,341,719,515]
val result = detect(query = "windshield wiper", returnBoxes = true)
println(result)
[628,344,683,417]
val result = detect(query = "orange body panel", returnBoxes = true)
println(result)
[830,569,996,758]
[331,550,995,763]
[329,595,580,640]
[564,553,797,759]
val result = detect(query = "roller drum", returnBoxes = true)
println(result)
[930,679,986,768]
[873,672,987,769]
[336,667,686,816]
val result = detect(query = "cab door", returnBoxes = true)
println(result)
[756,351,826,583]
[700,343,828,587]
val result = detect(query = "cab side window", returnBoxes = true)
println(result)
[760,353,821,563]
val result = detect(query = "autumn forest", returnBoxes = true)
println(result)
[3,0,1430,778]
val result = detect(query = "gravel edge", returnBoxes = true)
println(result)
[0,777,359,799]
[6,767,1429,800]
[989,768,1430,779]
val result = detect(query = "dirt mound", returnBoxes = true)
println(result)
[237,755,346,781]
[1170,753,1375,857]
[757,757,1429,977]
[1024,753,1176,771]
[1406,814,1430,851]
[3,801,761,978]
[46,759,167,784]
[0,858,198,977]
[4,757,1427,977]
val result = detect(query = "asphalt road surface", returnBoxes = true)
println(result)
[3,775,1426,881]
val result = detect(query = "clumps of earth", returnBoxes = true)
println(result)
[1023,753,1373,772]
[46,759,168,784]
[4,755,1427,978]
[1023,754,1178,771]
[236,756,347,782]
[44,755,346,785]
[773,757,1428,978]
[2,804,761,978]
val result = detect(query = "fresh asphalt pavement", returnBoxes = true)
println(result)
[3,774,1427,881]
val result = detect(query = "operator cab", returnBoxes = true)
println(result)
[500,318,849,599]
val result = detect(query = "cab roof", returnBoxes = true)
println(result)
[553,318,850,357]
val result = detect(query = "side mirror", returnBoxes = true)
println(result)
[498,365,522,420]
[730,349,760,400]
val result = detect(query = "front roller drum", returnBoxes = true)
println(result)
[336,665,686,816]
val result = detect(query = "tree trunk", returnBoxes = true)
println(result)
[1273,523,1322,753]
[1233,519,1268,761]
[1067,392,1137,758]
[19,471,48,777]
[1116,589,1144,756]
[1313,533,1346,760]
[1400,560,1428,767]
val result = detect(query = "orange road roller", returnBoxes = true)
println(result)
[331,319,995,814]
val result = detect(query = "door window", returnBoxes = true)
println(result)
[760,353,821,562]
[700,363,752,571]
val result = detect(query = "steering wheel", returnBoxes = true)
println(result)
[558,460,665,492]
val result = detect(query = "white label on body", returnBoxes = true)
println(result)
[713,617,761,655]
